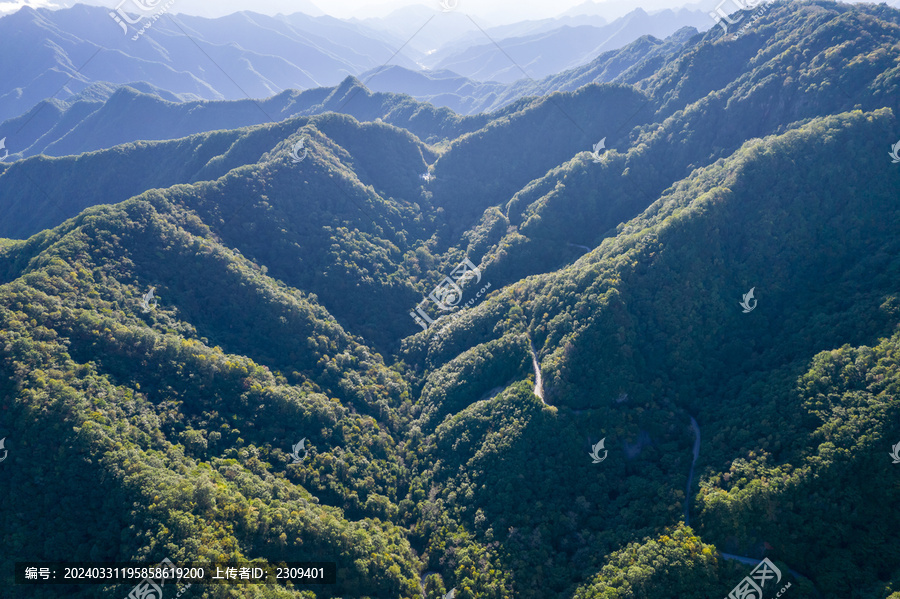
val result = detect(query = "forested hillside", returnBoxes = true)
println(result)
[1,2,899,598]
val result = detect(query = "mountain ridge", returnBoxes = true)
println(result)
[1,3,899,599]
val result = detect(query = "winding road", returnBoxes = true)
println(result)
[686,415,814,589]
[529,340,546,405]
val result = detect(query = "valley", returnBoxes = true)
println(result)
[0,1,899,598]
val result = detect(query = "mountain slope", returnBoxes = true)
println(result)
[402,108,899,599]
[467,0,900,293]
[1,4,899,599]
[0,195,422,597]
[1,105,896,599]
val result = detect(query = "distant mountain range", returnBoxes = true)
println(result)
[0,4,416,124]
[0,3,710,128]
[361,26,699,114]
[417,8,710,82]
[562,0,709,20]
[0,25,697,160]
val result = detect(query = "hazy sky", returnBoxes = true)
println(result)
[1,0,889,22]
[0,0,710,21]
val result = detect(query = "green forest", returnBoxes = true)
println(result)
[1,1,899,598]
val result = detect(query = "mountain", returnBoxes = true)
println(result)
[170,0,327,19]
[440,14,610,45]
[562,0,710,21]
[0,4,418,124]
[353,5,483,54]
[414,107,899,599]
[420,8,710,82]
[0,3,707,127]
[0,3,701,148]
[0,26,697,162]
[1,2,900,599]
[0,77,496,162]
[358,26,697,115]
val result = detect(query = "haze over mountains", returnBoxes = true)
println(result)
[411,8,707,82]
[1,1,900,599]
[1,0,710,21]
[0,23,699,161]
[0,2,709,127]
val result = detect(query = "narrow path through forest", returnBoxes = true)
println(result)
[687,416,814,590]
[528,339,546,405]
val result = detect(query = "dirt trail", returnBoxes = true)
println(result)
[528,339,546,405]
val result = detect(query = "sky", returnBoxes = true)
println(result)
[0,0,711,22]
[1,0,887,22]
